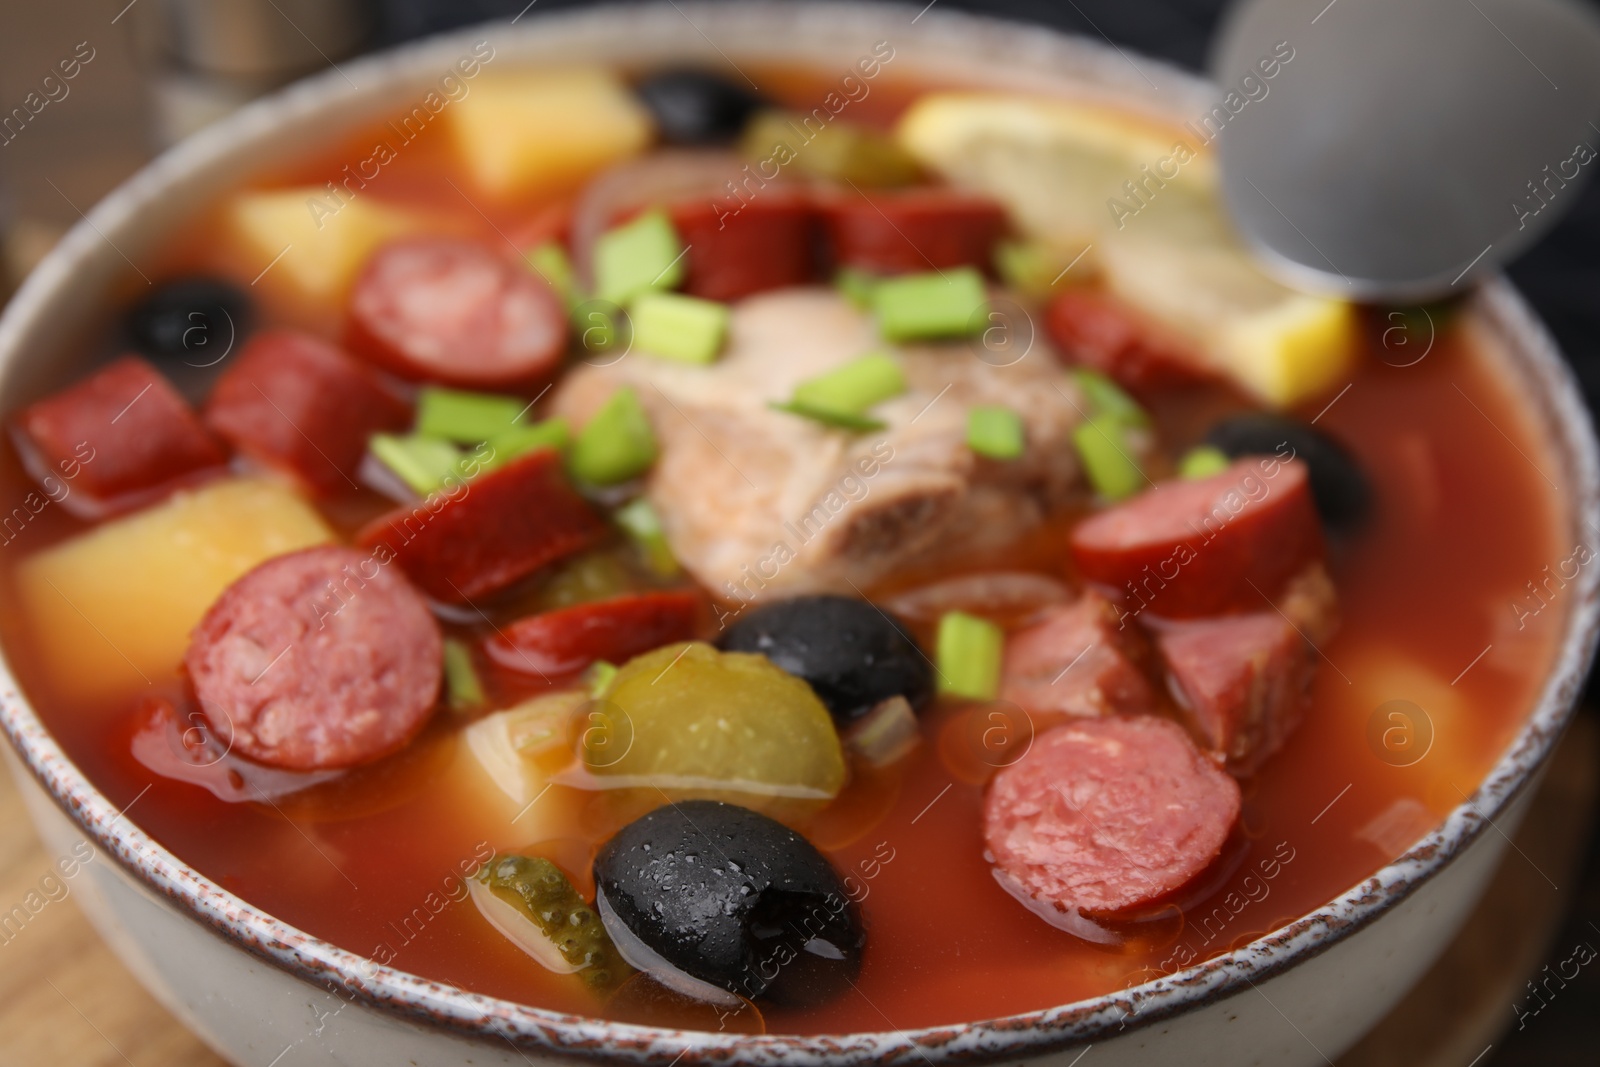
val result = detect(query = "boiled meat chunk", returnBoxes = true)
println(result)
[552,289,1084,604]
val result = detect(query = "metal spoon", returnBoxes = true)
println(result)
[1209,0,1600,302]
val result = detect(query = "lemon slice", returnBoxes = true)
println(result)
[896,92,1354,407]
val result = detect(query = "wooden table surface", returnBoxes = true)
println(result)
[0,716,1593,1067]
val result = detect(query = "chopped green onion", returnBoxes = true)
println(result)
[593,209,684,306]
[768,400,886,432]
[416,387,526,444]
[873,267,988,342]
[995,240,1090,299]
[936,611,1003,701]
[486,417,569,470]
[967,405,1025,460]
[527,241,580,309]
[443,638,485,712]
[614,497,677,576]
[370,433,463,496]
[570,387,657,486]
[630,291,730,364]
[585,660,619,699]
[1073,417,1145,500]
[1070,368,1149,427]
[835,268,880,310]
[791,352,906,415]
[1178,444,1231,480]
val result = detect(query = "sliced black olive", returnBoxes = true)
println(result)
[635,69,764,145]
[594,800,863,1007]
[717,594,933,726]
[1204,413,1371,533]
[127,278,250,364]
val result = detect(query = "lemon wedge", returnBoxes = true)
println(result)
[896,92,1354,407]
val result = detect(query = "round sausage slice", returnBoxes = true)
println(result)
[185,546,443,771]
[984,716,1240,916]
[347,237,567,390]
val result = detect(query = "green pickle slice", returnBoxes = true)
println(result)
[476,854,631,993]
[586,642,846,801]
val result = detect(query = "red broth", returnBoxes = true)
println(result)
[0,63,1573,1036]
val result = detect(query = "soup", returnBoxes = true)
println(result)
[0,48,1570,1036]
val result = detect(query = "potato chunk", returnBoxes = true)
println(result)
[227,189,418,304]
[448,69,653,198]
[14,478,332,702]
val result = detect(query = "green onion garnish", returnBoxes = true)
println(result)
[1073,417,1145,500]
[443,638,485,712]
[967,405,1025,460]
[873,267,987,342]
[486,417,569,470]
[792,352,906,415]
[936,611,1003,701]
[416,387,525,444]
[835,268,880,310]
[593,209,685,306]
[614,497,678,576]
[630,291,730,365]
[370,433,463,496]
[1178,445,1231,480]
[527,241,580,309]
[570,387,658,486]
[585,660,619,699]
[768,400,887,432]
[1070,368,1149,427]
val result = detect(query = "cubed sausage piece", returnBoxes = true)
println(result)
[820,188,1006,275]
[355,449,606,604]
[486,590,703,676]
[1045,289,1211,390]
[204,329,410,496]
[347,237,568,391]
[1070,457,1323,619]
[12,355,226,519]
[669,191,818,302]
[984,716,1240,917]
[184,546,442,771]
[999,592,1156,718]
[1154,563,1339,775]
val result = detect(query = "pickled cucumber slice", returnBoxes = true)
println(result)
[473,854,631,992]
[586,642,846,800]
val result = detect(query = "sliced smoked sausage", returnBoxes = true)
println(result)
[204,329,410,495]
[819,188,1006,275]
[12,355,227,519]
[668,191,818,301]
[486,590,702,676]
[984,715,1240,916]
[347,237,567,390]
[1069,457,1323,619]
[999,591,1156,718]
[185,545,443,771]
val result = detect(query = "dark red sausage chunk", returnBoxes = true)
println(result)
[204,329,410,495]
[11,356,227,519]
[355,449,606,603]
[184,546,443,771]
[669,191,818,302]
[999,592,1155,718]
[1153,564,1338,775]
[486,590,702,676]
[984,716,1240,916]
[347,237,567,390]
[1070,457,1323,619]
[820,188,1006,275]
[1046,290,1211,390]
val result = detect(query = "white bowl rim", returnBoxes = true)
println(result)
[1,3,1597,1064]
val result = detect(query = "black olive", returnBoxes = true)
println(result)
[634,69,764,145]
[717,594,933,726]
[1205,413,1371,533]
[594,800,863,1007]
[127,278,250,364]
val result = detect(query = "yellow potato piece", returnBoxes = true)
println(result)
[227,188,418,303]
[14,478,333,703]
[448,68,653,199]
